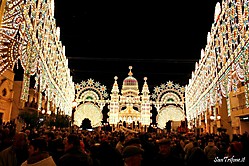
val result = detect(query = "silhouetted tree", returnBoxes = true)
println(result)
[80,118,92,130]
[47,114,70,128]
[166,120,172,133]
[18,109,40,129]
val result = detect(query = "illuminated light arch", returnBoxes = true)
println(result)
[152,81,185,129]
[74,78,109,127]
[79,90,100,102]
[161,91,182,105]
[74,102,102,127]
[157,105,185,129]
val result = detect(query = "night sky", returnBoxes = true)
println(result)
[53,0,222,92]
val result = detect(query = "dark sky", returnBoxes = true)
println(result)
[54,0,222,92]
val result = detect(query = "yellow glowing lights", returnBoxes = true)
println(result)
[186,0,249,122]
[0,0,75,114]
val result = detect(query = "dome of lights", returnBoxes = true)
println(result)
[122,66,139,91]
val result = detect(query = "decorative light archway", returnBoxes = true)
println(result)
[157,105,185,129]
[74,78,109,127]
[74,102,103,127]
[152,81,185,129]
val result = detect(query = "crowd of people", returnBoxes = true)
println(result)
[0,121,249,166]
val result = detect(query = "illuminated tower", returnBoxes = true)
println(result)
[108,76,120,125]
[140,77,151,126]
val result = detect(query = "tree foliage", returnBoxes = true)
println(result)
[18,108,71,129]
[166,120,172,132]
[80,118,92,130]
[52,114,70,128]
[18,109,40,129]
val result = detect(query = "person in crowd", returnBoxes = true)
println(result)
[241,132,249,161]
[80,139,89,155]
[0,132,29,166]
[116,133,126,154]
[21,137,56,166]
[43,131,63,164]
[170,137,185,161]
[95,140,124,166]
[139,133,157,166]
[219,140,248,165]
[124,137,142,148]
[153,138,185,166]
[204,138,219,166]
[1,128,13,151]
[58,134,93,166]
[24,129,31,142]
[183,137,195,161]
[226,141,246,161]
[122,145,144,166]
[187,141,209,166]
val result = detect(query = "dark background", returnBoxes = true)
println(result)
[53,0,222,92]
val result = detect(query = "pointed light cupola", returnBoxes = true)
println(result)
[142,77,150,95]
[111,76,119,94]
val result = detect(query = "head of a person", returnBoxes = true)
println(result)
[119,134,126,143]
[208,138,214,143]
[207,138,215,146]
[122,145,143,166]
[193,141,199,147]
[44,131,55,141]
[64,134,80,152]
[139,133,149,142]
[125,137,141,148]
[227,141,243,156]
[125,133,133,143]
[157,138,171,155]
[13,132,28,150]
[3,128,10,135]
[28,137,48,156]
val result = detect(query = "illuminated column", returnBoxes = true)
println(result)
[141,77,151,126]
[140,102,151,126]
[205,111,209,133]
[108,101,119,125]
[97,100,105,124]
[217,114,221,128]
[109,76,120,125]
[210,114,215,133]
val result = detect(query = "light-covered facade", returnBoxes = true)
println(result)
[0,0,75,120]
[185,1,249,136]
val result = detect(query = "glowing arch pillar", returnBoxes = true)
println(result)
[140,102,151,126]
[97,100,106,124]
[108,101,119,125]
[154,102,162,112]
[97,100,106,110]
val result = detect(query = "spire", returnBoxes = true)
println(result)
[142,77,150,94]
[111,76,119,94]
[128,66,133,76]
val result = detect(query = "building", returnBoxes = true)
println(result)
[0,69,15,123]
